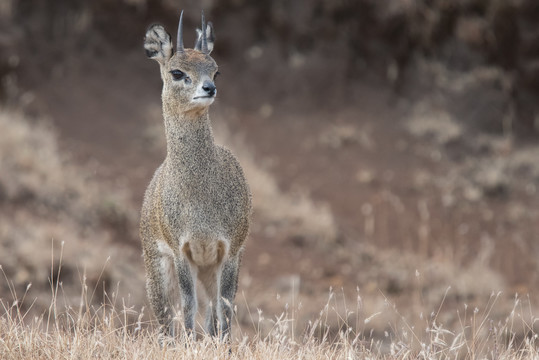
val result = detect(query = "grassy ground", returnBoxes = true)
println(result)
[1,263,538,360]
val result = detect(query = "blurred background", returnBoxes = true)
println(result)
[1,0,539,338]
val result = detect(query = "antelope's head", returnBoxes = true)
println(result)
[144,11,219,115]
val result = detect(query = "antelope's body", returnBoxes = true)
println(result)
[140,12,251,340]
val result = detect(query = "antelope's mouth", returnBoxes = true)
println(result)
[191,96,216,107]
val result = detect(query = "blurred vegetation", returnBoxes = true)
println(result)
[0,111,142,316]
[1,0,539,134]
[1,0,539,343]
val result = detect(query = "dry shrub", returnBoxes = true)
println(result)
[402,62,539,201]
[319,124,374,150]
[405,104,463,145]
[0,111,93,211]
[236,153,337,244]
[507,146,539,181]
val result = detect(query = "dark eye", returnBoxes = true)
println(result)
[213,71,220,81]
[170,69,185,81]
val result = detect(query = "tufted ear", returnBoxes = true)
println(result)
[144,24,173,64]
[194,22,215,54]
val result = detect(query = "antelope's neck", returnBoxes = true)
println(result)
[163,110,216,175]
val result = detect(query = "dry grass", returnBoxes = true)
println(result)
[1,260,538,360]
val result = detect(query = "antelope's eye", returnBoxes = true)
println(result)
[170,69,185,81]
[213,71,220,81]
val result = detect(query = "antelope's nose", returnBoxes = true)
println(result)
[202,80,216,97]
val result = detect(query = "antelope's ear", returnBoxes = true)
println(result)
[194,22,215,54]
[144,24,173,64]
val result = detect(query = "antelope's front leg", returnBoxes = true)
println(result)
[219,254,241,339]
[175,257,197,337]
[143,246,176,339]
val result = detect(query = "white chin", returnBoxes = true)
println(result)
[192,97,215,107]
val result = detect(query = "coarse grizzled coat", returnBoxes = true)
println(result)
[140,11,252,340]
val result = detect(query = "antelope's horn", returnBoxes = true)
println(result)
[177,10,184,53]
[201,10,208,54]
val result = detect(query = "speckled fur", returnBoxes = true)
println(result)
[140,21,251,340]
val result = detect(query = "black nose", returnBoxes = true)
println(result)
[202,80,216,97]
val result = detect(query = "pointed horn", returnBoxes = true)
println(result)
[177,10,184,53]
[201,10,208,54]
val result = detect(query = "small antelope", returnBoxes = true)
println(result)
[140,11,251,341]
